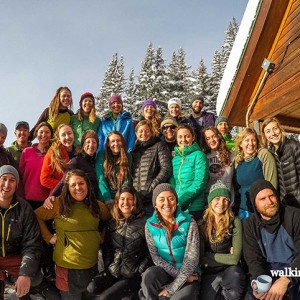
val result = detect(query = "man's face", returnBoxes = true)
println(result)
[15,126,30,145]
[191,99,204,114]
[0,174,17,205]
[254,188,278,220]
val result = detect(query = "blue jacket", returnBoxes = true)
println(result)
[147,208,191,269]
[97,111,135,152]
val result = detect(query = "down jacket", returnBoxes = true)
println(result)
[269,137,300,207]
[105,214,150,278]
[131,137,172,204]
[0,195,42,278]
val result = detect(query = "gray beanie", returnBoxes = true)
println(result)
[0,165,19,185]
[0,123,8,136]
[207,180,231,204]
[152,183,178,207]
[215,116,228,127]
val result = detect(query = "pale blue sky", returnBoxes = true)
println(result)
[1,0,248,144]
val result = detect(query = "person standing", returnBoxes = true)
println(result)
[262,117,300,208]
[70,92,101,147]
[7,121,31,169]
[97,94,135,152]
[215,116,235,150]
[0,165,43,300]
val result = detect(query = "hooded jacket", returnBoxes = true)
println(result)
[243,182,300,286]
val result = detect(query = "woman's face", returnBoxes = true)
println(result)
[37,126,52,146]
[110,101,123,116]
[83,137,97,156]
[59,126,74,150]
[155,191,177,221]
[169,104,181,118]
[118,192,135,218]
[240,133,257,157]
[59,89,72,109]
[136,124,152,142]
[217,122,229,135]
[263,121,282,146]
[143,105,156,120]
[176,128,194,147]
[204,129,220,151]
[81,98,94,115]
[162,123,176,142]
[68,175,88,201]
[108,133,123,155]
[211,196,229,216]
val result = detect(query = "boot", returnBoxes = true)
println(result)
[0,280,4,300]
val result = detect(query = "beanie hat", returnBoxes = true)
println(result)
[249,179,277,205]
[80,92,95,105]
[207,180,231,204]
[160,116,178,129]
[80,130,99,150]
[215,116,228,127]
[142,99,157,110]
[109,95,123,106]
[191,95,205,106]
[152,183,178,207]
[0,165,19,185]
[167,98,182,109]
[0,123,8,136]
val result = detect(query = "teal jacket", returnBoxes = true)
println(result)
[147,208,191,269]
[170,142,209,212]
[95,151,132,201]
[70,114,101,147]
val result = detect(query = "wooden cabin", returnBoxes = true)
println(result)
[216,0,300,133]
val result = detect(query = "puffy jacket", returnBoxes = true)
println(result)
[70,114,101,147]
[170,142,209,212]
[97,111,136,152]
[269,137,300,207]
[131,137,172,203]
[106,214,150,278]
[0,196,42,277]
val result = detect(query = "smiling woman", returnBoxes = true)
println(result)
[34,169,111,300]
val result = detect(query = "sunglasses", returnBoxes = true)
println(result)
[162,125,176,131]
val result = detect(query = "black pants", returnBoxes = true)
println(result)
[139,265,199,300]
[200,265,246,300]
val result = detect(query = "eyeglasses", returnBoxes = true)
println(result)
[162,125,176,131]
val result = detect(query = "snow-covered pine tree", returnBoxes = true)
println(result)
[165,48,191,115]
[95,53,126,117]
[124,69,139,119]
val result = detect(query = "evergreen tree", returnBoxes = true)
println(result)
[190,58,210,99]
[124,69,139,119]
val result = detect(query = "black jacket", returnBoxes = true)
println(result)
[0,195,43,278]
[269,137,300,207]
[105,214,150,278]
[131,137,172,203]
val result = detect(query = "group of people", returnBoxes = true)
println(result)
[0,86,299,300]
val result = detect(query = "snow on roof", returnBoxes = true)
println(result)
[216,0,262,115]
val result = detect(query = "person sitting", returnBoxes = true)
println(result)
[244,179,300,299]
[139,183,200,300]
[87,185,150,299]
[199,181,245,300]
[160,116,178,156]
[0,165,43,300]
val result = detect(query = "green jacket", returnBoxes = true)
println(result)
[6,141,31,168]
[223,134,235,150]
[70,114,101,146]
[170,142,209,212]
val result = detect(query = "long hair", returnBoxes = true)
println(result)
[201,201,234,244]
[234,128,260,164]
[59,169,100,218]
[49,124,77,174]
[261,117,285,147]
[111,185,142,224]
[202,126,232,166]
[77,98,97,123]
[104,131,130,191]
[48,87,73,121]
[141,109,161,137]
